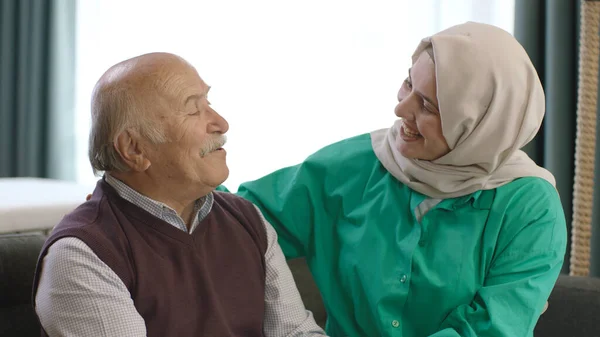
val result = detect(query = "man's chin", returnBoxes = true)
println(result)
[211,166,229,188]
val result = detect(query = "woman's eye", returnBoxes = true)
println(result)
[404,79,413,89]
[423,104,438,114]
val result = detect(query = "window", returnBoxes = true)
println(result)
[75,0,514,189]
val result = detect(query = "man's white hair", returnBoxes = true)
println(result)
[88,80,167,176]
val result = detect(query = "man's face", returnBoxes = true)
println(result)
[144,64,230,190]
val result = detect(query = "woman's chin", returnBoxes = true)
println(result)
[397,143,419,159]
[396,137,420,159]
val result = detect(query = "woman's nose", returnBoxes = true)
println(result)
[394,98,416,121]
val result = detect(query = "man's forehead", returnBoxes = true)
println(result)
[161,66,206,97]
[182,82,210,98]
[183,85,211,105]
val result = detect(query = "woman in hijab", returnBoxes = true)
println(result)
[234,21,566,337]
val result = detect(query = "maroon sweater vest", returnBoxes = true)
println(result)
[33,180,267,337]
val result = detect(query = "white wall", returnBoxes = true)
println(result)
[75,0,514,189]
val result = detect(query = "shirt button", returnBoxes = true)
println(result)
[391,320,400,328]
[400,274,407,283]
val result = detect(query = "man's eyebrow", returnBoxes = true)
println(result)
[184,86,211,105]
[408,67,439,110]
[184,94,202,105]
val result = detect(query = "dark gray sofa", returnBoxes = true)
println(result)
[2,232,599,336]
[0,233,46,337]
[534,273,600,336]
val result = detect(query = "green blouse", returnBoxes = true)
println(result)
[232,133,566,337]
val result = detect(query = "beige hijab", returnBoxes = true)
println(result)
[371,21,556,199]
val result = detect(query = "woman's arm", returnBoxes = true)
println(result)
[429,180,567,337]
[236,156,330,259]
[233,134,372,260]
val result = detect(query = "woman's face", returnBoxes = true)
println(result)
[394,51,450,161]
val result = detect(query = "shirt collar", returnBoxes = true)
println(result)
[104,173,213,233]
[410,188,491,215]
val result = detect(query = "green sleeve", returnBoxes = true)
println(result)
[237,162,323,258]
[235,134,372,260]
[429,180,567,337]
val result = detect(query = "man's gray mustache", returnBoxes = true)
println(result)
[200,135,227,157]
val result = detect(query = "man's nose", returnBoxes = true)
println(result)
[207,108,229,134]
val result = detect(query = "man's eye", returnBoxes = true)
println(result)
[403,79,413,89]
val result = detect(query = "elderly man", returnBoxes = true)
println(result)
[32,52,327,337]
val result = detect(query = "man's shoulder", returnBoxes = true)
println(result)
[52,199,103,233]
[212,191,269,252]
[213,190,254,207]
[42,193,135,285]
[213,191,263,222]
[47,193,129,259]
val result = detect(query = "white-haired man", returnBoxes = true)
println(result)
[32,52,327,337]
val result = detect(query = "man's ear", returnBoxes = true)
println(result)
[113,129,152,172]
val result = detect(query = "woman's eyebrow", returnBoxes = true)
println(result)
[409,68,439,110]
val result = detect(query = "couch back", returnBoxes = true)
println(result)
[0,233,45,337]
[534,274,600,336]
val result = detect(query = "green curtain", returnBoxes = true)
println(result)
[0,0,76,179]
[515,0,600,276]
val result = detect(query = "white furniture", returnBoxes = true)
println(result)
[0,178,96,234]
